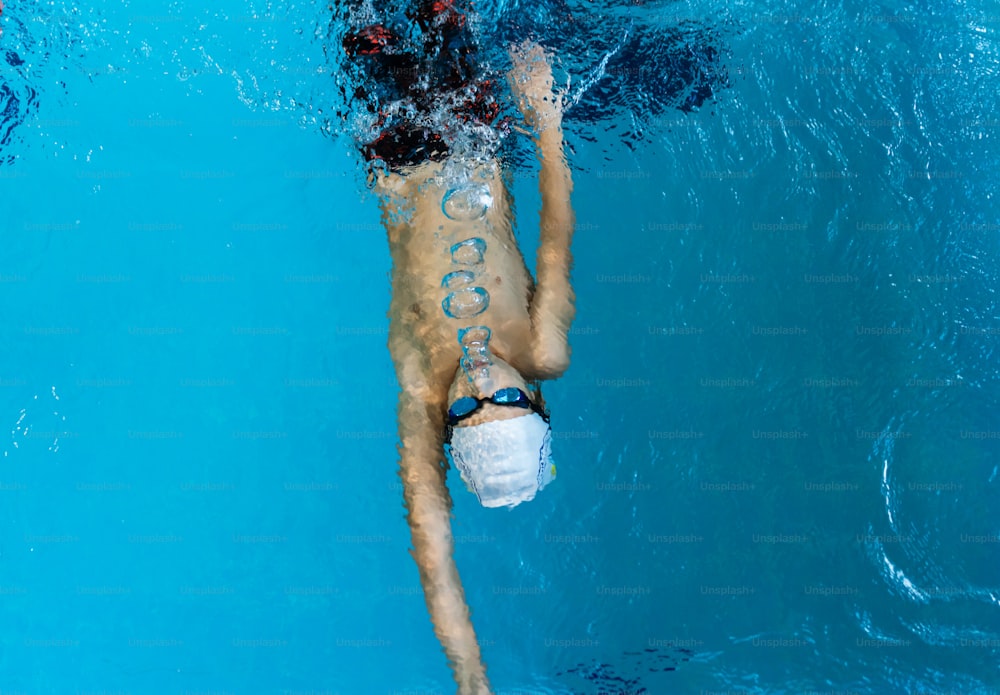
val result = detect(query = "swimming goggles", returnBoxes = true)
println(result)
[446,387,550,429]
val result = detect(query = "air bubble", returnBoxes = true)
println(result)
[442,270,476,289]
[458,325,492,347]
[442,287,490,319]
[442,184,492,221]
[450,237,487,265]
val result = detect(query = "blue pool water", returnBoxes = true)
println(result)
[2,0,999,693]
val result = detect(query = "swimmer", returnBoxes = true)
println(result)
[344,4,574,692]
[383,46,571,695]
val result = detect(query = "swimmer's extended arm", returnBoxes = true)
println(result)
[509,42,575,379]
[393,349,493,695]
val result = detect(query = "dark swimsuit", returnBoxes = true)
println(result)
[342,0,500,170]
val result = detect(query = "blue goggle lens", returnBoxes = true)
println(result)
[492,387,527,405]
[449,396,479,419]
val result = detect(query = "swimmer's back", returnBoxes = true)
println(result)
[378,160,537,388]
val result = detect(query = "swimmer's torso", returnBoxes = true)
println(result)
[378,160,536,390]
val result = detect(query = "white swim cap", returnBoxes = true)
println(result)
[449,412,555,508]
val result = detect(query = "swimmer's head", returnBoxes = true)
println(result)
[445,359,556,508]
[447,354,533,419]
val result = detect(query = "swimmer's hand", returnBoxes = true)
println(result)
[508,41,562,134]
